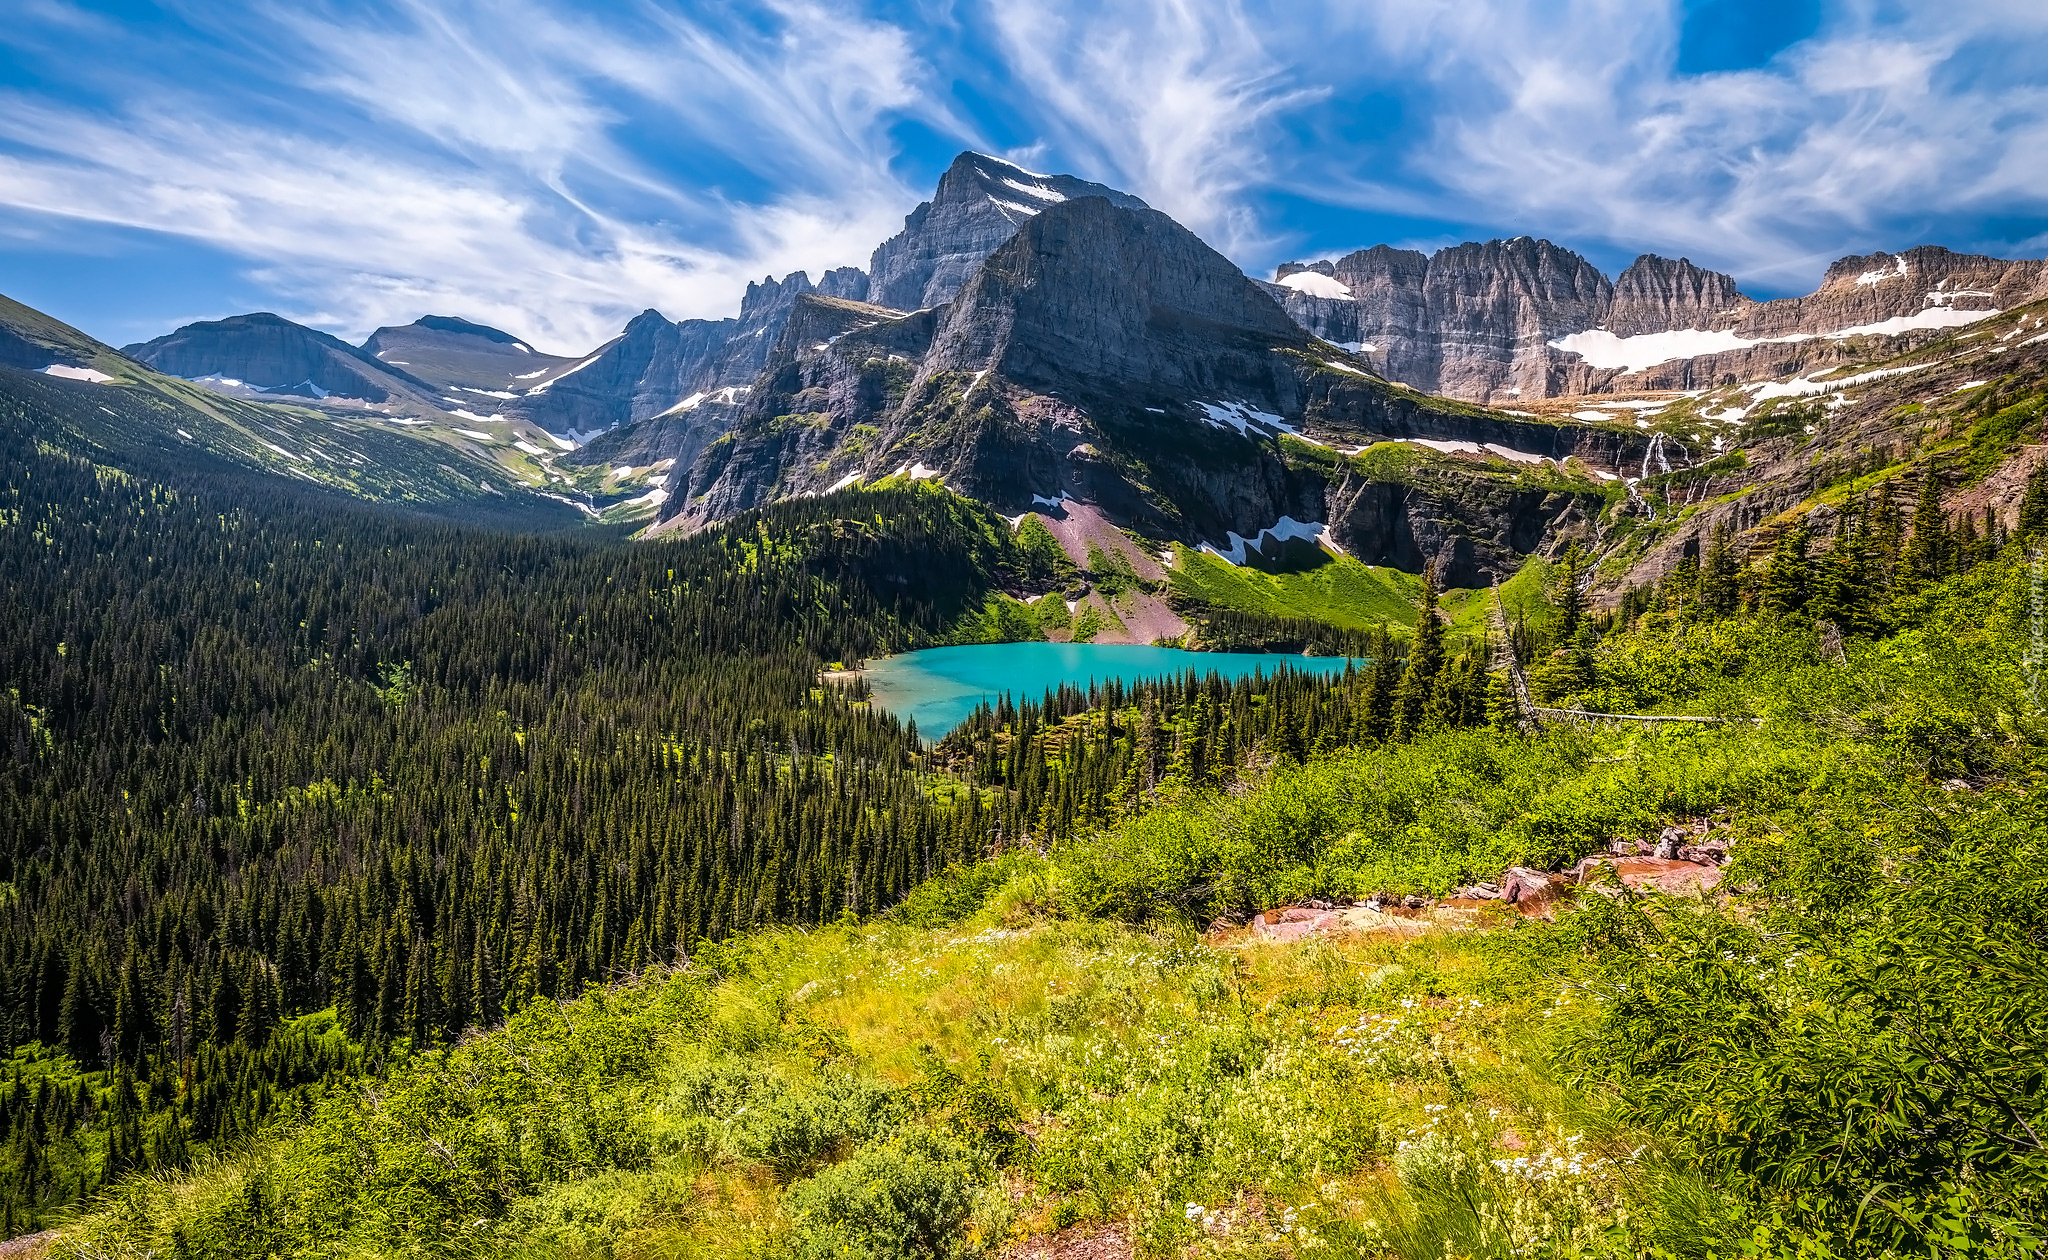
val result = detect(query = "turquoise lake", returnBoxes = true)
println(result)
[858,642,1361,738]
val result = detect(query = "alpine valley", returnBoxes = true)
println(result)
[1,146,2045,1260]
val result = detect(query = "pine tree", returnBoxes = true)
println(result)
[1759,525,1811,617]
[1394,563,1446,740]
[1899,466,1949,587]
[1698,522,1740,616]
[2019,461,2048,542]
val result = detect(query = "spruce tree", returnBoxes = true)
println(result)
[2019,462,2048,542]
[1699,521,1740,616]
[1395,563,1446,740]
[1899,466,1949,587]
[1759,525,1811,617]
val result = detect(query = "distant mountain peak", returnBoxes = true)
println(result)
[866,150,1150,312]
[412,315,527,346]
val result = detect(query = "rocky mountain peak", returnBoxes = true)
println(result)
[924,195,1305,394]
[865,151,1149,312]
[1604,255,1749,336]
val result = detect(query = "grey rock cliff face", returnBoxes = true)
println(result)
[1267,239,1614,403]
[925,196,1309,396]
[667,198,1626,582]
[1413,238,1613,402]
[1269,239,2046,400]
[1717,246,2039,338]
[513,269,866,440]
[1605,255,1748,336]
[866,152,1149,312]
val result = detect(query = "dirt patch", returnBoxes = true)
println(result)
[0,1232,57,1258]
[1107,588,1189,645]
[1029,500,1165,581]
[1000,1224,1133,1260]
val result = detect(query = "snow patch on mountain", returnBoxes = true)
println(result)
[1550,328,1761,373]
[41,364,113,383]
[1200,516,1328,567]
[1403,438,1551,465]
[1279,271,1353,300]
[1830,307,2000,338]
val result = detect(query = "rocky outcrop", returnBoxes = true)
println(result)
[666,198,1620,583]
[1268,239,2046,401]
[507,309,727,437]
[1719,245,2038,339]
[1267,239,1613,403]
[865,152,1149,312]
[517,270,861,441]
[1605,255,1749,336]
[123,312,436,404]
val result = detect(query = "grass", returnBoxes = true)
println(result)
[49,551,2048,1260]
[60,890,1730,1260]
[1170,549,1423,633]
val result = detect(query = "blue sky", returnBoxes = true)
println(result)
[1,0,2045,352]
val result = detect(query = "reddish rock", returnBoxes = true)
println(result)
[1500,866,1566,909]
[1573,856,1722,896]
[1250,907,1340,942]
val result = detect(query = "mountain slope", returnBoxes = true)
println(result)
[2,293,580,522]
[123,312,442,405]
[669,197,1649,586]
[1575,296,2048,604]
[360,315,577,394]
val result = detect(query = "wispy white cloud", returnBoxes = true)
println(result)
[0,0,940,348]
[1241,0,2048,286]
[1,0,2044,345]
[981,0,1319,257]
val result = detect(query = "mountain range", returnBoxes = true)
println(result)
[7,146,2048,611]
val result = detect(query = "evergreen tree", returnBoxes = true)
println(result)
[2019,462,2048,542]
[1394,563,1446,740]
[1698,521,1740,616]
[1662,553,1700,612]
[1813,504,1879,635]
[1553,544,1588,642]
[1759,525,1811,618]
[1899,466,1949,587]
[1360,624,1401,743]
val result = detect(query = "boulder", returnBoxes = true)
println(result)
[1499,866,1567,916]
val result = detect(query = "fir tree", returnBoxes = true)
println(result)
[1360,624,1401,743]
[2019,462,2048,542]
[1899,466,1949,587]
[1553,544,1588,641]
[1394,563,1446,740]
[1759,525,1811,618]
[1698,521,1740,616]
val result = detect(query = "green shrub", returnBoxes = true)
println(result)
[783,1128,981,1260]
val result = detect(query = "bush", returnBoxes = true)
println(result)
[783,1128,981,1260]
